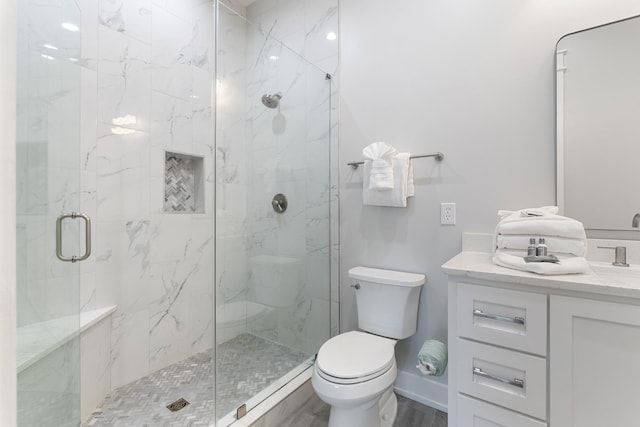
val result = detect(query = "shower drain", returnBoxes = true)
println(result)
[166,398,190,412]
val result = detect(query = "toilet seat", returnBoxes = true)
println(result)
[316,331,396,385]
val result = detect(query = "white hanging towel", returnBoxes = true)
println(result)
[363,153,414,207]
[407,157,415,197]
[362,142,397,190]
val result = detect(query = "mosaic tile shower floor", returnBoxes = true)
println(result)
[83,333,309,426]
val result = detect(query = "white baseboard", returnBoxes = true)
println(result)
[394,369,448,413]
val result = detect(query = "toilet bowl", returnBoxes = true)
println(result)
[312,331,398,427]
[312,267,425,427]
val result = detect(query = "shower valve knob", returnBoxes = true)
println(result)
[271,193,288,213]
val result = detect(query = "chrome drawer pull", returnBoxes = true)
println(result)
[473,367,524,388]
[473,309,525,325]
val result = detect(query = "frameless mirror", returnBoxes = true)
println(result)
[556,15,640,238]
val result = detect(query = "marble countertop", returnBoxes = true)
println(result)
[442,251,640,300]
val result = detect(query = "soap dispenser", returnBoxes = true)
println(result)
[536,238,547,256]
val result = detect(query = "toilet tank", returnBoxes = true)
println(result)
[348,266,425,339]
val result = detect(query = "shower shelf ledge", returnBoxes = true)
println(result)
[17,305,117,373]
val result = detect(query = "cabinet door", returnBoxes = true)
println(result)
[458,394,547,427]
[458,283,547,356]
[457,339,547,420]
[550,295,640,427]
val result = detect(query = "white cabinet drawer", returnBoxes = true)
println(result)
[457,338,547,420]
[458,394,547,427]
[458,283,547,356]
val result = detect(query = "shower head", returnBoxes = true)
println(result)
[261,92,282,109]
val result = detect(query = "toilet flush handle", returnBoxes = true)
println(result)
[351,283,360,290]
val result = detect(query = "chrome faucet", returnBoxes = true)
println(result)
[633,213,640,228]
[598,245,629,267]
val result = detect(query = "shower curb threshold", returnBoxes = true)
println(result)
[229,366,314,427]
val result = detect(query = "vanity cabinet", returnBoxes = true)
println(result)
[448,282,549,426]
[550,295,640,427]
[444,251,640,427]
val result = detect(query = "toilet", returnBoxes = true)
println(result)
[312,266,425,427]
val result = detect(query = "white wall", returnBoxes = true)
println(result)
[339,0,640,409]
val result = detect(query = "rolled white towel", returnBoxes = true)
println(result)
[362,142,397,191]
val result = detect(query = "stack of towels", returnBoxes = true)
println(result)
[493,206,589,275]
[362,142,414,207]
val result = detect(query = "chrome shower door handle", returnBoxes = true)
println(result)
[56,212,92,263]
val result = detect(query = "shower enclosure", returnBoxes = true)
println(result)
[215,1,332,424]
[15,0,332,425]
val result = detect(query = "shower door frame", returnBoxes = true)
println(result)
[0,0,18,424]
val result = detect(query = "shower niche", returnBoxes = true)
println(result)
[164,151,205,214]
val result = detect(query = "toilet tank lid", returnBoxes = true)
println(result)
[348,267,425,287]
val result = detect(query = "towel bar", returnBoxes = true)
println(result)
[347,152,444,169]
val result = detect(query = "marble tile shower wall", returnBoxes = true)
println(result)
[78,0,215,389]
[218,0,339,353]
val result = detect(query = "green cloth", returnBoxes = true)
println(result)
[416,340,447,376]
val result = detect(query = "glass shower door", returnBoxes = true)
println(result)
[16,1,83,425]
[216,2,332,424]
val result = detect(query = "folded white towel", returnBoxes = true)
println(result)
[498,219,586,240]
[495,210,586,241]
[497,206,559,219]
[363,153,414,207]
[493,252,589,275]
[362,142,397,191]
[496,235,587,257]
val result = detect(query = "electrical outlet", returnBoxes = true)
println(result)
[441,202,456,225]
